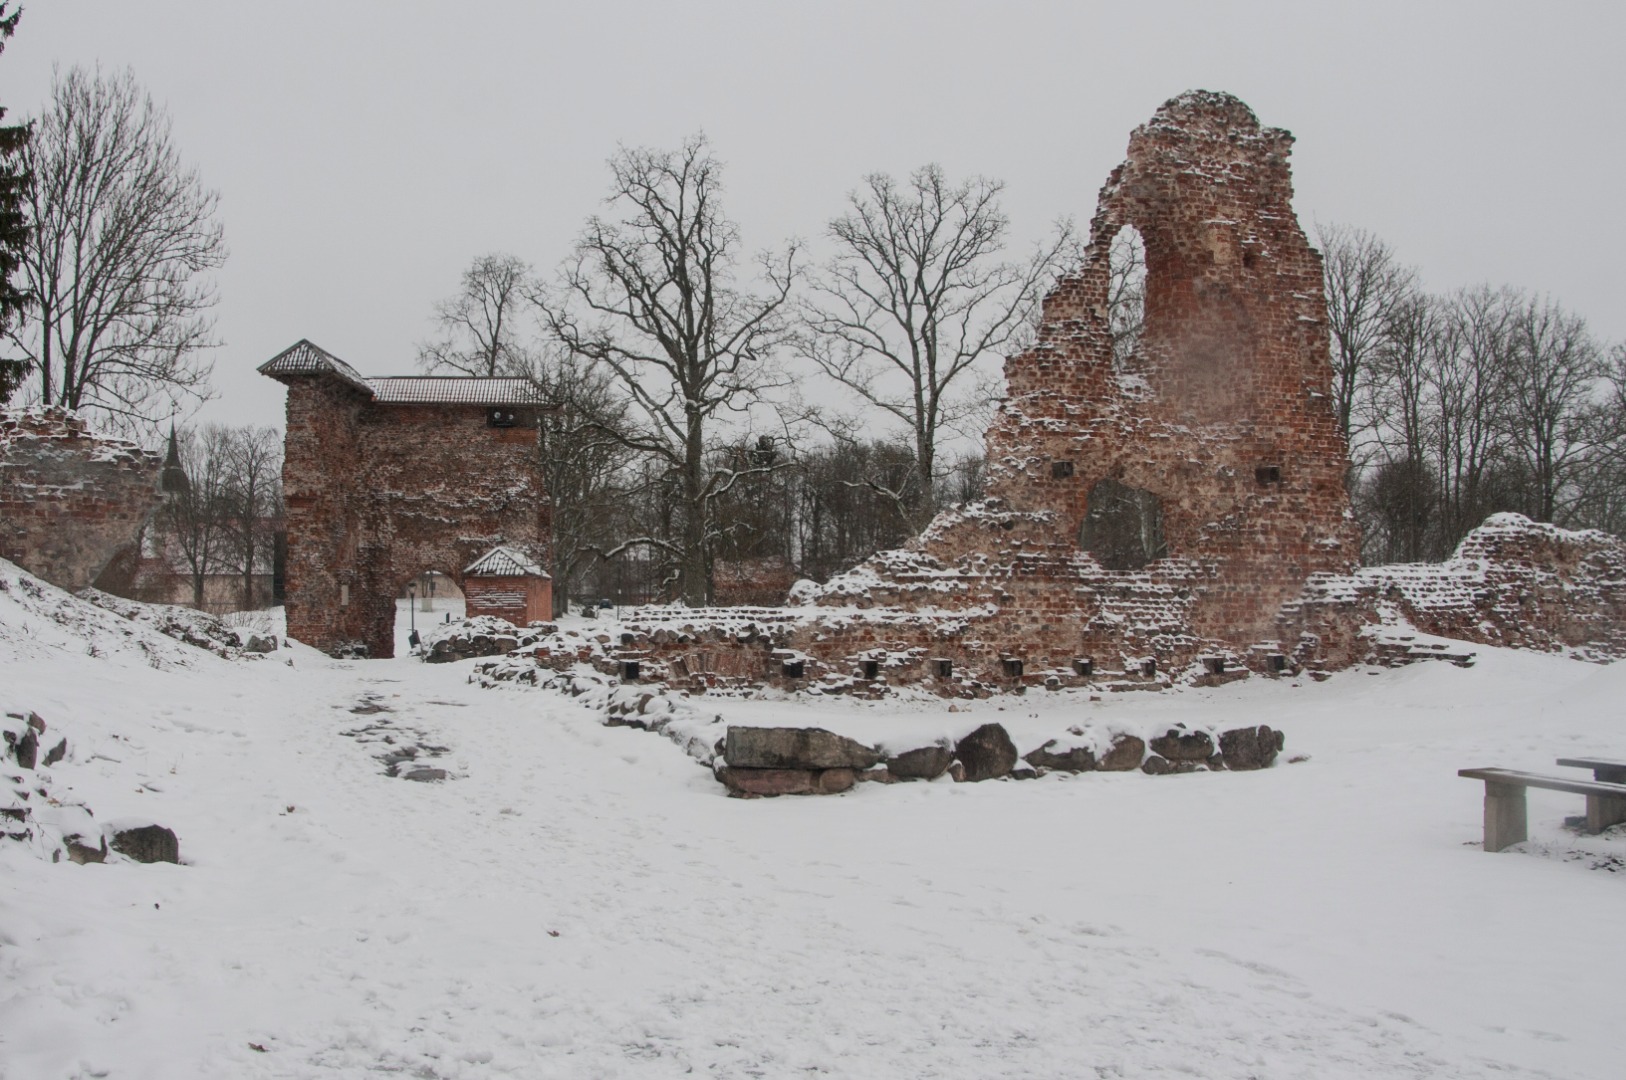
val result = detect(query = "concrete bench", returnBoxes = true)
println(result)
[1555,756,1626,784]
[1457,768,1626,851]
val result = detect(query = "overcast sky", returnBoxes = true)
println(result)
[4,1,1623,435]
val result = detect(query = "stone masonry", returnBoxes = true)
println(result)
[261,341,552,658]
[802,90,1360,679]
[0,409,165,590]
[512,91,1623,695]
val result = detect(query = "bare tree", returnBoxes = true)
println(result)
[1316,222,1417,454]
[417,253,538,377]
[539,135,799,606]
[1502,294,1606,524]
[531,349,640,614]
[800,165,1074,528]
[8,66,226,436]
[1429,286,1521,548]
[156,425,231,608]
[219,425,282,610]
[1365,292,1443,561]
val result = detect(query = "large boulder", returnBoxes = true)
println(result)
[109,823,179,864]
[725,727,880,771]
[717,766,856,796]
[885,742,954,780]
[1150,726,1216,762]
[1219,725,1285,770]
[1024,740,1098,772]
[1098,734,1146,771]
[954,723,1017,782]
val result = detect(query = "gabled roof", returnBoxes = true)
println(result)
[257,339,372,394]
[464,546,548,578]
[370,377,545,406]
[258,340,548,407]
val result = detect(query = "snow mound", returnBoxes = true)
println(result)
[0,558,232,669]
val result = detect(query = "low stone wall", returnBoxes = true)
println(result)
[0,409,164,591]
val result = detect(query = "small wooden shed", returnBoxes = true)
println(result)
[462,546,552,625]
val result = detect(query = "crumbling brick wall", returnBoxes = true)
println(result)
[0,409,164,590]
[1281,514,1626,665]
[271,369,551,659]
[801,90,1360,681]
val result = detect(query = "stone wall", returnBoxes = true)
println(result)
[1281,514,1626,666]
[0,409,163,590]
[275,376,551,658]
[797,90,1359,681]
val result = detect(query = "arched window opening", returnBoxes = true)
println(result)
[1107,225,1147,371]
[1079,478,1167,570]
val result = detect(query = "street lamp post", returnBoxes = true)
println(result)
[407,581,420,650]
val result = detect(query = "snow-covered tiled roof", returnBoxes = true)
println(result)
[464,546,548,578]
[257,339,371,394]
[368,377,544,406]
[259,340,548,406]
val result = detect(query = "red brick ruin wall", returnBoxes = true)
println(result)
[279,377,550,658]
[586,92,1619,691]
[796,91,1360,681]
[0,409,164,591]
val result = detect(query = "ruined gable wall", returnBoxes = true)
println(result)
[279,378,550,658]
[805,91,1359,680]
[0,409,164,590]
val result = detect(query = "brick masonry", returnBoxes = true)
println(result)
[266,365,551,658]
[532,91,1625,694]
[799,90,1360,678]
[0,408,164,591]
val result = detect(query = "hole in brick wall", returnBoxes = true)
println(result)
[1108,224,1146,371]
[1080,478,1167,570]
[1140,658,1157,678]
[861,659,880,680]
[1051,459,1074,480]
[1266,654,1288,673]
[1242,248,1258,270]
[1073,657,1093,678]
[781,660,805,679]
[1202,656,1225,675]
[935,658,954,679]
[1255,465,1282,485]
[1002,657,1025,679]
[619,660,641,682]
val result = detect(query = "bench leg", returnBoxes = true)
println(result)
[1484,782,1528,852]
[1585,793,1626,834]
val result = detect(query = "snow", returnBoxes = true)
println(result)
[2,556,1624,1078]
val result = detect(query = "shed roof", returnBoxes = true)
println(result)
[464,546,548,578]
[258,340,547,407]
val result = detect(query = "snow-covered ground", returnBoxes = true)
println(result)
[2,564,1623,1079]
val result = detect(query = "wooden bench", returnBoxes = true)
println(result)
[1554,756,1626,784]
[1457,768,1626,851]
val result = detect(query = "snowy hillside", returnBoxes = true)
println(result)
[2,557,1623,1079]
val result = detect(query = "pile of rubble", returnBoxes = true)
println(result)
[4,708,180,864]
